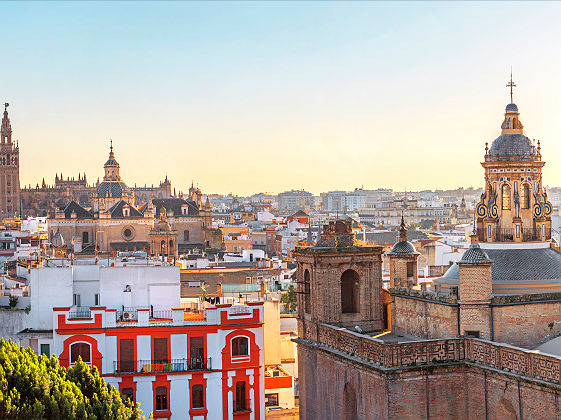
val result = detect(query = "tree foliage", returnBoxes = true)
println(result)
[281,285,297,312]
[0,339,144,420]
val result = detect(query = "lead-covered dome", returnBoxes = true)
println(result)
[387,240,417,255]
[95,180,132,198]
[488,134,536,159]
[505,103,519,113]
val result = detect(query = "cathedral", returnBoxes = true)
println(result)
[0,103,21,217]
[48,144,222,255]
[295,82,561,419]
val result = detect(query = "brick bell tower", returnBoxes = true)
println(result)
[457,231,493,339]
[386,216,420,289]
[0,103,21,217]
[294,219,384,336]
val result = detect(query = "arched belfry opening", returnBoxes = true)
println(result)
[341,269,360,313]
[342,382,358,420]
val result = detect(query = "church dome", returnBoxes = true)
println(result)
[95,181,132,198]
[387,240,417,255]
[505,103,519,113]
[488,134,536,160]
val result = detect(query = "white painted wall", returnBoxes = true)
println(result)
[170,376,189,420]
[136,335,151,361]
[135,376,155,415]
[99,265,180,310]
[30,267,73,330]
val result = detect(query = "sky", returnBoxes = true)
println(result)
[3,1,561,196]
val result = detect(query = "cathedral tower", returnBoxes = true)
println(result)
[0,103,21,216]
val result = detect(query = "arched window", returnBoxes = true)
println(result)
[235,381,247,412]
[502,184,511,210]
[155,386,168,411]
[232,336,249,356]
[184,230,190,241]
[341,270,360,313]
[304,269,311,314]
[343,383,358,420]
[521,184,530,209]
[192,384,204,408]
[169,240,173,250]
[70,342,91,363]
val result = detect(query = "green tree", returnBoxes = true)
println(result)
[0,339,143,420]
[281,285,297,312]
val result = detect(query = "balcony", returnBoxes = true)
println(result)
[478,227,547,242]
[233,399,251,413]
[114,357,211,374]
[68,307,92,319]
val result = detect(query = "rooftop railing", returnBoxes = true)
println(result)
[68,307,92,319]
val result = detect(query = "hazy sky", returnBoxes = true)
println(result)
[3,1,561,195]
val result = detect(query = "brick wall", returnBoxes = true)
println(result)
[459,263,492,302]
[297,328,561,419]
[493,300,561,347]
[392,295,458,338]
[460,304,492,340]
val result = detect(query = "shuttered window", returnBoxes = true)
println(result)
[70,342,90,363]
[119,339,134,372]
[153,338,168,364]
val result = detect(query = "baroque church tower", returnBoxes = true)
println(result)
[0,103,21,216]
[475,75,552,242]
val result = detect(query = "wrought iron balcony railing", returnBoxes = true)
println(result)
[113,357,211,374]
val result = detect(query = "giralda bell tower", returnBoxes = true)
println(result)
[0,103,21,216]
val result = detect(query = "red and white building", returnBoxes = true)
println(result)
[12,256,265,420]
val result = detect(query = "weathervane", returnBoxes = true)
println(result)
[506,67,516,104]
[110,138,113,153]
[3,103,8,112]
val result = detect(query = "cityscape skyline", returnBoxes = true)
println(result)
[4,2,561,195]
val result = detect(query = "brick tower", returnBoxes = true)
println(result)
[386,216,420,289]
[294,219,384,333]
[0,103,21,217]
[458,232,493,339]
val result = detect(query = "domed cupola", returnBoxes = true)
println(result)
[386,216,418,256]
[386,216,420,289]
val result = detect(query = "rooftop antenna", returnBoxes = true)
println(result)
[506,67,516,104]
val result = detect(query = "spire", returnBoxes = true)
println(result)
[506,67,516,104]
[1,102,12,145]
[399,213,407,242]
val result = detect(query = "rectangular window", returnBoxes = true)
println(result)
[190,337,204,369]
[94,294,100,306]
[155,386,168,411]
[121,387,134,402]
[119,338,135,373]
[40,344,50,358]
[265,393,279,407]
[465,330,480,338]
[191,384,204,408]
[73,294,80,307]
[153,338,168,364]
